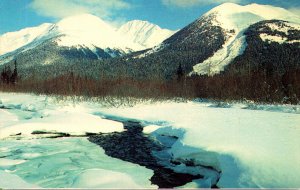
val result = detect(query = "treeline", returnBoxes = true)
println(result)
[0,72,194,100]
[191,68,300,104]
[1,65,299,104]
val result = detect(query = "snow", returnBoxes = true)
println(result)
[285,22,300,31]
[118,20,175,49]
[0,109,18,128]
[95,101,300,188]
[259,34,288,44]
[192,33,246,76]
[266,23,287,33]
[259,22,300,44]
[134,42,166,59]
[1,92,300,188]
[0,112,124,139]
[143,125,161,134]
[0,170,40,188]
[192,3,300,75]
[0,137,155,188]
[0,14,175,60]
[53,14,143,52]
[73,169,142,188]
[0,93,123,139]
[0,23,53,56]
[206,3,300,30]
[0,158,26,168]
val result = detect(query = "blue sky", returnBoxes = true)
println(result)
[0,0,299,34]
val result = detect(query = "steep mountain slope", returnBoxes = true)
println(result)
[130,10,228,78]
[133,3,300,77]
[0,23,53,56]
[117,20,175,49]
[225,19,300,76]
[191,3,300,75]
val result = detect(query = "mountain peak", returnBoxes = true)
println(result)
[51,14,144,51]
[61,13,103,20]
[118,20,175,48]
[0,14,174,58]
[127,20,153,24]
[56,14,111,33]
[204,3,300,32]
[211,2,241,10]
[124,20,159,28]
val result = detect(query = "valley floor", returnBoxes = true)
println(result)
[0,92,299,188]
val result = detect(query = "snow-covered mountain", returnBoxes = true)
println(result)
[0,23,53,56]
[136,3,300,76]
[52,14,143,52]
[0,14,174,65]
[1,3,299,81]
[117,20,175,49]
[205,3,299,32]
[191,3,300,75]
[0,14,142,58]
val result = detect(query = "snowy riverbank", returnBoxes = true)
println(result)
[0,92,299,188]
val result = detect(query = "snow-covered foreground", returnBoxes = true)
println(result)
[0,92,300,188]
[0,138,154,188]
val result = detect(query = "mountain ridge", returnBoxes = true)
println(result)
[0,3,299,79]
[135,2,300,76]
[0,23,53,56]
[118,20,175,49]
[0,14,175,63]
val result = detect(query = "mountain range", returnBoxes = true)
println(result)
[0,3,299,80]
[0,14,175,65]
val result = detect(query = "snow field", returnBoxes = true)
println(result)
[96,101,300,188]
[0,170,40,188]
[0,92,300,188]
[0,93,124,139]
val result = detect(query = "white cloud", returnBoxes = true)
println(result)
[30,0,130,19]
[161,0,242,8]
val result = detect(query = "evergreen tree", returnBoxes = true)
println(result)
[176,64,184,82]
[1,67,6,84]
[11,60,18,84]
[6,66,12,84]
[1,66,12,84]
[0,61,18,85]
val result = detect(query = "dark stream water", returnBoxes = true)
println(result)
[88,118,205,188]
